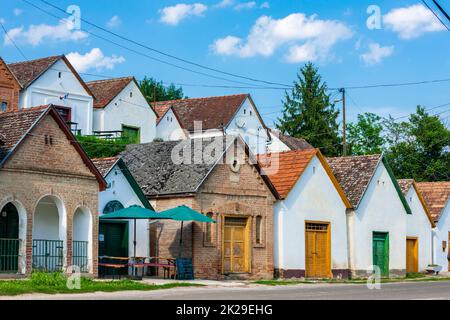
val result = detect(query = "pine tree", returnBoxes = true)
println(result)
[276,63,341,156]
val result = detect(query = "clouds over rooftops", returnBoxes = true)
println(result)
[383,4,445,39]
[159,3,207,26]
[66,48,125,72]
[360,42,394,65]
[211,13,352,63]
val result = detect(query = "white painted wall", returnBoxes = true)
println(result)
[349,162,408,275]
[73,207,93,273]
[267,132,291,153]
[274,156,348,273]
[405,187,433,271]
[93,81,157,143]
[18,59,93,135]
[433,200,450,272]
[156,108,187,141]
[98,163,149,258]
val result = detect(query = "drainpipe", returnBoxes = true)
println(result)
[346,208,355,278]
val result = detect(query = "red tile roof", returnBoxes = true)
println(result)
[91,156,120,176]
[416,182,450,223]
[398,179,436,227]
[327,154,382,207]
[7,55,61,88]
[151,94,248,131]
[86,77,134,109]
[397,179,415,196]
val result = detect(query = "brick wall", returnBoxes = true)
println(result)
[0,59,20,112]
[0,112,99,276]
[152,153,275,280]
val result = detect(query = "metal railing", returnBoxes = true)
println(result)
[72,241,89,273]
[32,239,64,272]
[0,238,20,273]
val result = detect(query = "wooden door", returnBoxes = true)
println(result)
[305,222,330,278]
[373,232,389,277]
[223,217,249,273]
[406,238,418,273]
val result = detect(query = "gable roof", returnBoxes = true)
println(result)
[0,105,106,190]
[272,130,314,150]
[92,156,153,209]
[0,57,22,89]
[258,149,351,207]
[121,136,277,198]
[7,55,94,97]
[416,182,450,223]
[151,94,249,131]
[87,77,134,109]
[327,154,411,213]
[398,179,435,227]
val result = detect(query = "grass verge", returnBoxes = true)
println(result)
[0,272,202,296]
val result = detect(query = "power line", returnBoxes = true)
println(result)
[36,0,293,88]
[0,21,28,60]
[421,0,450,32]
[431,0,450,23]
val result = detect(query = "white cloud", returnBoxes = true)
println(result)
[107,15,121,28]
[360,43,394,65]
[214,0,234,8]
[211,13,353,63]
[383,4,445,39]
[159,3,207,26]
[234,1,256,11]
[3,20,88,46]
[13,8,23,16]
[260,2,270,9]
[0,18,5,24]
[66,48,125,72]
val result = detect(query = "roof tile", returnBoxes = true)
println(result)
[416,182,450,222]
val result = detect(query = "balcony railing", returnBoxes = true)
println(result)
[32,239,64,272]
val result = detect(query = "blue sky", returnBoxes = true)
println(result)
[1,0,450,127]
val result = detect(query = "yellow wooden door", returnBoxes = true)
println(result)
[406,238,418,273]
[223,218,249,273]
[305,223,330,278]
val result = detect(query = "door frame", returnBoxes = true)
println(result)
[99,220,129,257]
[304,220,332,278]
[221,215,251,274]
[406,236,419,273]
[372,231,389,277]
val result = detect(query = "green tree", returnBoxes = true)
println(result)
[385,106,450,181]
[139,77,184,103]
[276,62,341,156]
[347,112,385,155]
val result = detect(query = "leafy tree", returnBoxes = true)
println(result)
[385,106,450,181]
[139,77,184,103]
[347,112,385,155]
[276,62,341,156]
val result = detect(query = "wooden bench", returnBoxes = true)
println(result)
[98,256,129,279]
[138,257,176,279]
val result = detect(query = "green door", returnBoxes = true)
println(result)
[373,232,389,277]
[122,125,140,144]
[99,221,129,276]
[0,203,19,272]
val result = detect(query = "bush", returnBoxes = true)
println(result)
[30,272,67,287]
[76,136,132,158]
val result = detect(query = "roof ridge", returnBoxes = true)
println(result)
[151,93,248,105]
[0,105,49,118]
[91,156,120,161]
[86,76,134,84]
[328,153,382,160]
[7,55,63,66]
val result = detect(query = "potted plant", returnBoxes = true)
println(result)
[426,264,442,275]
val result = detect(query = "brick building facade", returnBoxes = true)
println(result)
[0,106,105,276]
[0,58,20,113]
[122,137,278,279]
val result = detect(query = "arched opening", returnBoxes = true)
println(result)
[0,203,19,273]
[32,195,66,272]
[72,207,92,273]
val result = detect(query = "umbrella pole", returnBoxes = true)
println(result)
[179,221,183,258]
[133,218,137,277]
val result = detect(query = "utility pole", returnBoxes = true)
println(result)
[339,88,347,156]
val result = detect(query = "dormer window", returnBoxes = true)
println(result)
[1,102,7,112]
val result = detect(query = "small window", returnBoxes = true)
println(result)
[255,216,262,244]
[130,91,133,98]
[204,212,214,244]
[1,102,7,112]
[103,200,124,214]
[250,110,253,116]
[58,72,62,78]
[243,109,246,114]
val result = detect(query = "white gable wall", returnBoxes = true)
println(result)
[93,81,156,143]
[267,132,291,153]
[98,163,149,258]
[156,108,187,141]
[19,59,93,135]
[434,201,450,272]
[274,156,348,276]
[405,187,433,271]
[226,97,269,155]
[350,162,407,276]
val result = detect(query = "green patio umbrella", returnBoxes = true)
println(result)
[158,205,216,257]
[100,205,172,275]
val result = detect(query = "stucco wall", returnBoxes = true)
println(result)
[350,162,407,277]
[156,108,187,141]
[94,81,157,143]
[274,156,349,278]
[18,59,93,135]
[405,187,433,271]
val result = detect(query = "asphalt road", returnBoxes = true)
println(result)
[3,281,450,300]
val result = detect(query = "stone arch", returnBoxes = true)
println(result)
[72,206,93,273]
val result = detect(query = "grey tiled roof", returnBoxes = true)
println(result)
[327,154,382,207]
[121,137,231,197]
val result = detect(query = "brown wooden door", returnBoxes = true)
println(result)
[406,238,418,273]
[305,222,330,278]
[223,217,249,273]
